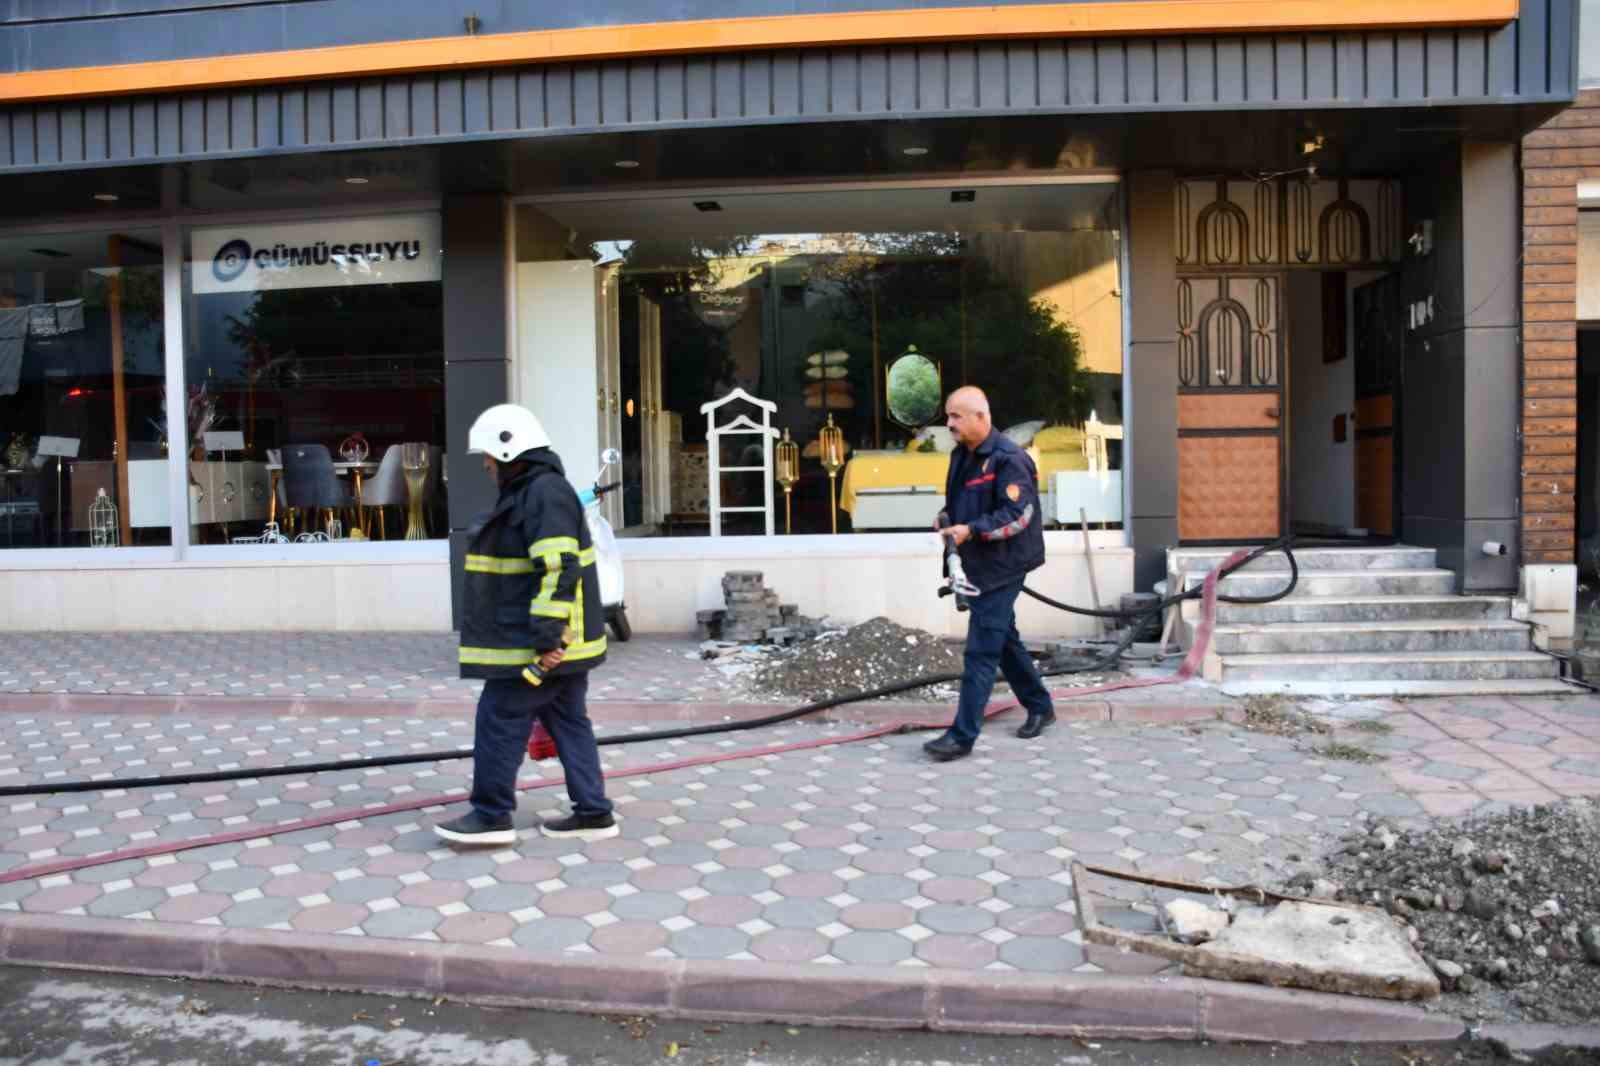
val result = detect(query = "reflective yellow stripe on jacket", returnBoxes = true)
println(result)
[527,535,605,662]
[464,554,533,574]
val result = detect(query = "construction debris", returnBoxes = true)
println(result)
[1073,863,1439,1001]
[1292,799,1600,1023]
[696,572,828,644]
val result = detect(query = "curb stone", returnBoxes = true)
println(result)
[0,912,1474,1043]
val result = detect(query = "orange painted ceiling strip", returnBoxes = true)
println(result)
[0,0,1521,104]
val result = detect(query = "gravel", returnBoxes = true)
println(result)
[736,616,1117,703]
[1287,799,1600,1025]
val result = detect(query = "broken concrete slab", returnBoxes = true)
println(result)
[1164,899,1229,944]
[1073,863,1440,1002]
[1197,900,1438,1000]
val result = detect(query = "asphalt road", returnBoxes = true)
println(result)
[0,964,1544,1066]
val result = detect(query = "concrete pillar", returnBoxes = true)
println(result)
[1125,171,1180,591]
[1399,143,1520,591]
[442,193,510,627]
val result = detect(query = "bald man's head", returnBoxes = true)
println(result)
[945,386,992,450]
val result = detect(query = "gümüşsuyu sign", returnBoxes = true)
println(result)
[190,212,441,294]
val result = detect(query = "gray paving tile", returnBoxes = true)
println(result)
[830,930,914,965]
[669,925,751,959]
[362,906,443,938]
[510,917,595,952]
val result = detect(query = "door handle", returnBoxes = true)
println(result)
[1264,408,1282,419]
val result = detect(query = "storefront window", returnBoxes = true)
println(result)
[183,212,447,545]
[0,227,168,549]
[516,183,1123,537]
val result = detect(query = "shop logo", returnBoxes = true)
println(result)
[212,238,253,283]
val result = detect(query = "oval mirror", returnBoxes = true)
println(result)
[600,447,622,466]
[886,349,942,429]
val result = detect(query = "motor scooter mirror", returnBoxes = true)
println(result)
[600,448,621,467]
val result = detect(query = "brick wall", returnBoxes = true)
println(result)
[1520,90,1594,565]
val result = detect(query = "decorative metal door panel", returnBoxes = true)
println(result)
[1176,273,1284,542]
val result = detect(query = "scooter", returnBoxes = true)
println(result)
[579,447,632,642]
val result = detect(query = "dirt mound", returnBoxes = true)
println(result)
[1289,800,1600,1024]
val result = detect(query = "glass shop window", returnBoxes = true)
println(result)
[515,184,1123,538]
[182,213,447,545]
[0,228,169,550]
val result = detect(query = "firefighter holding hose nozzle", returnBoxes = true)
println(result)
[924,386,1057,762]
[434,404,618,847]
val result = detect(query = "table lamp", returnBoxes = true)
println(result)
[775,428,799,534]
[818,414,845,534]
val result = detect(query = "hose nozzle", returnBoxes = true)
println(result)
[940,532,981,603]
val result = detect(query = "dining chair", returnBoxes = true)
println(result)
[361,443,409,540]
[280,444,351,537]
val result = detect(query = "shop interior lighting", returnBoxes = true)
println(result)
[344,176,370,185]
[694,201,723,212]
[614,159,640,168]
[950,190,976,203]
[902,146,929,156]
[93,192,120,202]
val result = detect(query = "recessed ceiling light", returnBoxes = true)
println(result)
[92,192,119,202]
[693,201,723,212]
[902,146,929,157]
[345,176,370,185]
[30,248,69,258]
[614,159,640,169]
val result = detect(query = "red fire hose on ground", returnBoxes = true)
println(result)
[0,541,1293,886]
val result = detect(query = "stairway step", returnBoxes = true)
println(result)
[1184,568,1456,598]
[1216,595,1512,624]
[1219,678,1576,698]
[1215,650,1561,683]
[1170,545,1436,574]
[1211,619,1531,655]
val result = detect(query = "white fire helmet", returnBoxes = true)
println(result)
[467,404,552,462]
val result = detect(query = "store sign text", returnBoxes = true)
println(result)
[190,213,441,294]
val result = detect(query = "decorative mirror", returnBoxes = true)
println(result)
[885,346,942,428]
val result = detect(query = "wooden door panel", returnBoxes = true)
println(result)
[1356,434,1394,535]
[1179,436,1281,540]
[1178,393,1282,431]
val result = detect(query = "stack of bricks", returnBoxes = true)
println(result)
[697,571,801,643]
[1520,93,1592,565]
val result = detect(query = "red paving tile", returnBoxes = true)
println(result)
[1413,792,1484,818]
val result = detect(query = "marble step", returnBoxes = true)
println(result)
[1210,619,1531,656]
[1214,595,1512,624]
[1214,650,1561,683]
[1181,568,1456,599]
[1218,678,1576,697]
[1169,545,1436,574]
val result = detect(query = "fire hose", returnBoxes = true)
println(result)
[0,537,1298,886]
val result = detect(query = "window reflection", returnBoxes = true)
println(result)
[0,229,168,549]
[520,187,1123,537]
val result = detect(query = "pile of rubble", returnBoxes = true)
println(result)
[1285,799,1600,1024]
[742,616,967,702]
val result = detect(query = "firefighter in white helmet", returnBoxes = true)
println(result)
[434,403,617,846]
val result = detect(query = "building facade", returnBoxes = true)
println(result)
[0,0,1577,637]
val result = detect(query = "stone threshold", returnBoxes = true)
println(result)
[0,912,1469,1044]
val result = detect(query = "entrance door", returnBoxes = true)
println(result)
[1176,274,1285,541]
[1352,274,1400,537]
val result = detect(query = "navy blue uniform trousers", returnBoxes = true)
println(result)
[470,674,613,821]
[946,579,1054,748]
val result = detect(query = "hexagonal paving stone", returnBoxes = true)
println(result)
[511,917,595,952]
[466,883,539,914]
[917,903,994,935]
[749,928,829,962]
[327,877,404,905]
[763,897,838,930]
[999,936,1086,972]
[219,895,301,928]
[363,905,444,939]
[590,920,671,954]
[830,930,914,965]
[668,925,750,959]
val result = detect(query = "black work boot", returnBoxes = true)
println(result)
[922,736,973,762]
[1015,710,1057,740]
[433,810,516,846]
[540,811,620,841]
